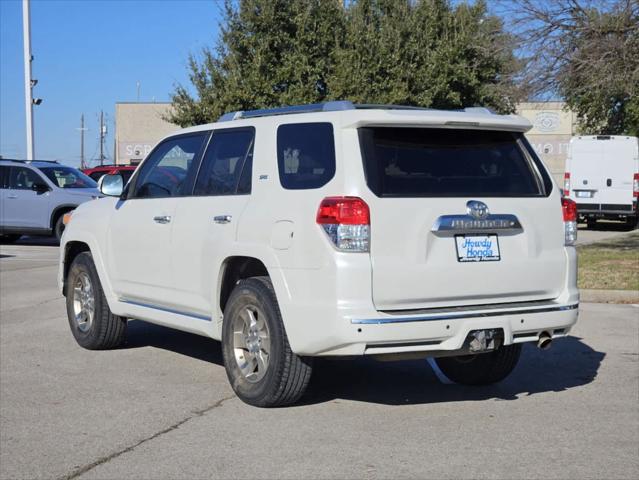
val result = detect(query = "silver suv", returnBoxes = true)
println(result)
[0,160,100,242]
[59,102,579,407]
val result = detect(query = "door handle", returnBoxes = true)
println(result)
[606,178,612,187]
[213,215,232,224]
[153,215,171,224]
[7,195,17,199]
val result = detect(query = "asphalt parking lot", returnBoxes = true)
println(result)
[1,239,637,480]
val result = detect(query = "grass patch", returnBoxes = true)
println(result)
[578,232,639,290]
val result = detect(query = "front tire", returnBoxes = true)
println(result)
[222,276,312,407]
[66,252,126,349]
[434,344,522,385]
[54,214,66,241]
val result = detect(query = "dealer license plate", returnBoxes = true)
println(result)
[455,235,500,262]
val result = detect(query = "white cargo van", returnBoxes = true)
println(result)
[564,135,639,227]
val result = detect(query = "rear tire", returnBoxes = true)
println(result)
[222,276,312,407]
[586,218,597,229]
[0,234,21,243]
[66,251,126,349]
[434,344,522,385]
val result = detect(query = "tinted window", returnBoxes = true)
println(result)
[132,134,208,199]
[0,166,8,189]
[358,128,546,197]
[9,167,45,190]
[88,172,104,182]
[120,169,134,185]
[194,128,254,196]
[277,123,335,189]
[40,166,97,189]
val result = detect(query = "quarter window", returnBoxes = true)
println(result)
[132,133,208,199]
[277,123,336,190]
[194,128,255,196]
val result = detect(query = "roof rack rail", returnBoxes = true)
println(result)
[463,107,495,115]
[0,159,60,164]
[217,102,495,122]
[218,101,355,122]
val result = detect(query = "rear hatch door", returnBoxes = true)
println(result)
[359,127,566,311]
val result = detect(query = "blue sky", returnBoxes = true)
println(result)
[0,0,222,167]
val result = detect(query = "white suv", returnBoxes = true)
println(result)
[59,102,579,407]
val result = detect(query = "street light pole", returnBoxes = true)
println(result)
[22,0,34,160]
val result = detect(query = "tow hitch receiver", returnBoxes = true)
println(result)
[466,329,503,353]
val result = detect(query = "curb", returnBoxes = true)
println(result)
[580,289,639,304]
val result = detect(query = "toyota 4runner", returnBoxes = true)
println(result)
[59,102,579,407]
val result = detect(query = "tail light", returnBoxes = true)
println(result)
[316,197,370,252]
[563,172,570,196]
[633,173,639,198]
[562,198,578,245]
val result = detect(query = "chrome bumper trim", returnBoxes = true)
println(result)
[351,303,578,325]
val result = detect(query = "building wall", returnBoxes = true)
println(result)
[115,103,177,165]
[517,101,578,185]
[115,101,577,183]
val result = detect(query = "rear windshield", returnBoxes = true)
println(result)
[358,128,551,197]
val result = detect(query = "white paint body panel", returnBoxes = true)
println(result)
[59,107,579,356]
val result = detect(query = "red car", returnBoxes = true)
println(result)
[82,165,137,185]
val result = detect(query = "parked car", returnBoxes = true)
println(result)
[564,135,639,228]
[59,102,579,407]
[0,159,100,242]
[82,164,137,185]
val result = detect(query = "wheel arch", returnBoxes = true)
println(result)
[62,241,91,296]
[218,256,269,314]
[50,204,78,230]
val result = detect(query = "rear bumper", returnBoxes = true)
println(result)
[345,301,578,356]
[576,201,636,219]
[275,247,579,357]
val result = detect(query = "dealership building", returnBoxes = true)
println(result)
[115,101,577,184]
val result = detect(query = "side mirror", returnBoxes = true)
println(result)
[98,174,124,197]
[31,183,50,194]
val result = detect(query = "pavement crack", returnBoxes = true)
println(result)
[58,394,235,480]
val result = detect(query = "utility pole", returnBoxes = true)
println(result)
[77,114,87,169]
[99,110,105,166]
[22,0,34,160]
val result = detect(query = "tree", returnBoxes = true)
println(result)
[506,0,639,135]
[329,0,520,112]
[168,0,344,126]
[167,0,521,126]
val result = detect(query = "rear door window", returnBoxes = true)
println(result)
[194,128,255,196]
[277,123,335,189]
[8,167,44,190]
[358,128,550,197]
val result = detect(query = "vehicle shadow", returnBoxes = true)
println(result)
[303,337,605,406]
[124,320,604,406]
[125,320,224,365]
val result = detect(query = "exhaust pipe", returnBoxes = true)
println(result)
[537,331,552,350]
